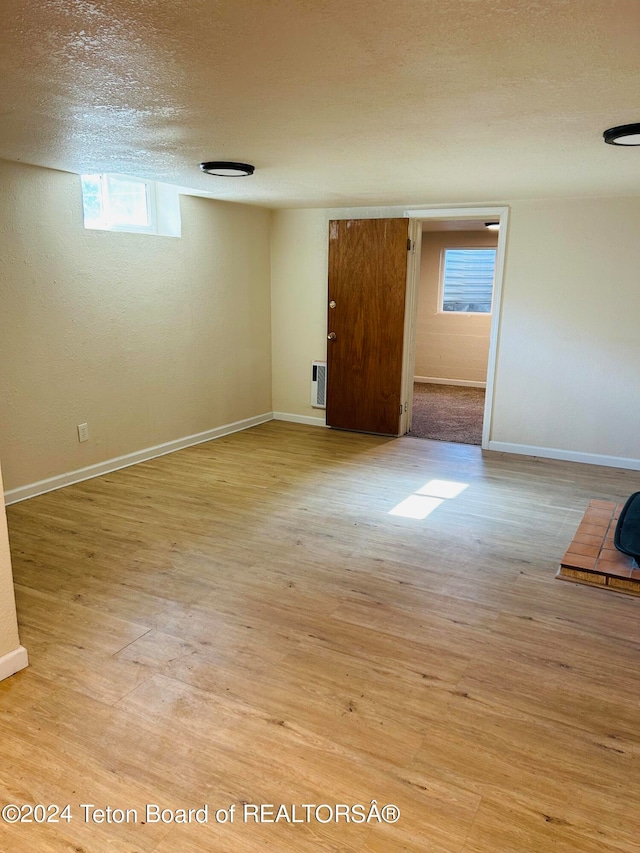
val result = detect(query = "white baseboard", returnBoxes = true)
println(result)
[0,645,28,681]
[4,413,274,505]
[487,441,640,471]
[272,412,328,427]
[414,376,486,388]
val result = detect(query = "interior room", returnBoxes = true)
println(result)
[1,2,639,851]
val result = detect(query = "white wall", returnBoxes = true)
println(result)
[415,230,495,384]
[0,159,273,493]
[271,209,329,419]
[271,197,640,466]
[490,196,640,461]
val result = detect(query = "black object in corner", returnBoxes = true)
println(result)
[614,491,640,564]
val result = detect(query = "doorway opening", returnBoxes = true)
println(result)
[401,207,508,448]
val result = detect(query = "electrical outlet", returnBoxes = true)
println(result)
[77,423,89,443]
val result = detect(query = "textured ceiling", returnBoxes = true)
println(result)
[1,0,639,208]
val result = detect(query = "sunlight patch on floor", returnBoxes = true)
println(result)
[389,479,469,519]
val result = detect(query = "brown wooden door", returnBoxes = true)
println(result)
[326,218,409,435]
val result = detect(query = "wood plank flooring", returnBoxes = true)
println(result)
[1,421,639,852]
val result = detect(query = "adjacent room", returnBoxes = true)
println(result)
[410,220,498,445]
[1,3,639,852]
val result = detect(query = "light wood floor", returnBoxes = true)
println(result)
[2,421,639,852]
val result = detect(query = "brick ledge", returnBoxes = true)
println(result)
[556,499,640,596]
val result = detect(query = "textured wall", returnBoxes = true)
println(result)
[491,196,640,458]
[271,209,329,418]
[0,160,272,491]
[414,230,496,383]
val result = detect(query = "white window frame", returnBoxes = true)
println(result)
[81,173,158,235]
[437,246,496,315]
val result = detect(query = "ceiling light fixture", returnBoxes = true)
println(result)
[485,221,500,231]
[603,123,640,146]
[199,161,255,177]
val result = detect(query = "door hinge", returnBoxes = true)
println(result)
[400,404,403,414]
[407,238,412,251]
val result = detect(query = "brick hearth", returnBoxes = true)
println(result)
[557,499,640,596]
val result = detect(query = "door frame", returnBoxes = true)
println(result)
[402,205,510,448]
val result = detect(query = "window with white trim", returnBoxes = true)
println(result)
[440,248,496,313]
[80,174,181,237]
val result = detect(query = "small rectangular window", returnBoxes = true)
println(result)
[104,174,152,229]
[81,173,156,233]
[440,248,496,313]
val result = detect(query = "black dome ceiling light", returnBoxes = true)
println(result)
[603,123,640,146]
[199,161,255,176]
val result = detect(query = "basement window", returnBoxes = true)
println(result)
[80,174,181,236]
[440,248,496,313]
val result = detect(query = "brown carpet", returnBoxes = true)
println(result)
[408,382,485,445]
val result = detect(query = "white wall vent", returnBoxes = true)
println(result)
[311,361,327,409]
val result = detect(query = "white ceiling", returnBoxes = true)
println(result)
[1,0,639,208]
